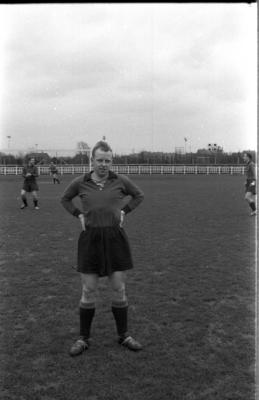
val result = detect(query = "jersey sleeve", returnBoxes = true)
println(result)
[60,176,82,217]
[119,175,144,214]
[251,163,256,180]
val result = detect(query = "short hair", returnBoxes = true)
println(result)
[91,140,112,158]
[244,152,252,160]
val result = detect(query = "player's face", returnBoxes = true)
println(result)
[243,154,249,163]
[30,158,35,166]
[92,149,112,178]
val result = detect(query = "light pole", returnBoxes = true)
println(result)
[184,137,187,154]
[184,137,188,163]
[7,136,11,149]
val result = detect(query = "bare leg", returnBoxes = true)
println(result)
[20,189,28,208]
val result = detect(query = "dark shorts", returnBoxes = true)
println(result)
[77,226,134,277]
[22,181,39,192]
[245,180,256,195]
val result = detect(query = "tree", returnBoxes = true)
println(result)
[76,141,91,164]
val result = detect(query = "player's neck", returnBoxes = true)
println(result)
[91,171,109,182]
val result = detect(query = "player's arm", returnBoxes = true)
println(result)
[22,167,27,178]
[61,178,86,230]
[22,167,32,178]
[61,178,81,216]
[251,163,256,182]
[61,176,85,219]
[120,175,144,215]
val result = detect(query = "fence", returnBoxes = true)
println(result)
[0,164,245,176]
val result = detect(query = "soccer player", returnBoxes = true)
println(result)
[61,140,144,356]
[20,157,40,210]
[243,152,256,216]
[49,162,60,184]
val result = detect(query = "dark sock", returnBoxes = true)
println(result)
[250,202,256,211]
[22,196,28,206]
[112,302,128,338]
[33,199,38,207]
[79,305,95,339]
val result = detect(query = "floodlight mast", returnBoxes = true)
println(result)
[77,141,92,171]
[6,136,11,149]
[88,147,92,171]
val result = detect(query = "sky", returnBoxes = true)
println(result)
[0,3,257,156]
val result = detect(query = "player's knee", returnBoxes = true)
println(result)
[245,193,252,202]
[81,286,97,304]
[112,284,127,302]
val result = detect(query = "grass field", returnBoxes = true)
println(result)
[0,174,256,400]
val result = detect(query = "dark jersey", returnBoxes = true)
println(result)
[61,171,144,228]
[22,165,39,182]
[245,161,256,194]
[245,161,256,181]
[50,165,58,174]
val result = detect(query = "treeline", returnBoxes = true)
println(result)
[0,149,256,165]
[112,150,253,165]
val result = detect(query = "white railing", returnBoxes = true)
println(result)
[0,164,245,175]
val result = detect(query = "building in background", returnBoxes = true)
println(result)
[208,143,223,153]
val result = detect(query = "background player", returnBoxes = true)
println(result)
[49,161,60,184]
[20,158,40,210]
[243,152,256,216]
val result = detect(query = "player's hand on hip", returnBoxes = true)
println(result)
[78,214,86,231]
[120,210,125,228]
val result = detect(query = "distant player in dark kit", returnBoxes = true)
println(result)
[61,140,144,356]
[20,158,40,210]
[49,162,60,184]
[243,152,256,216]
